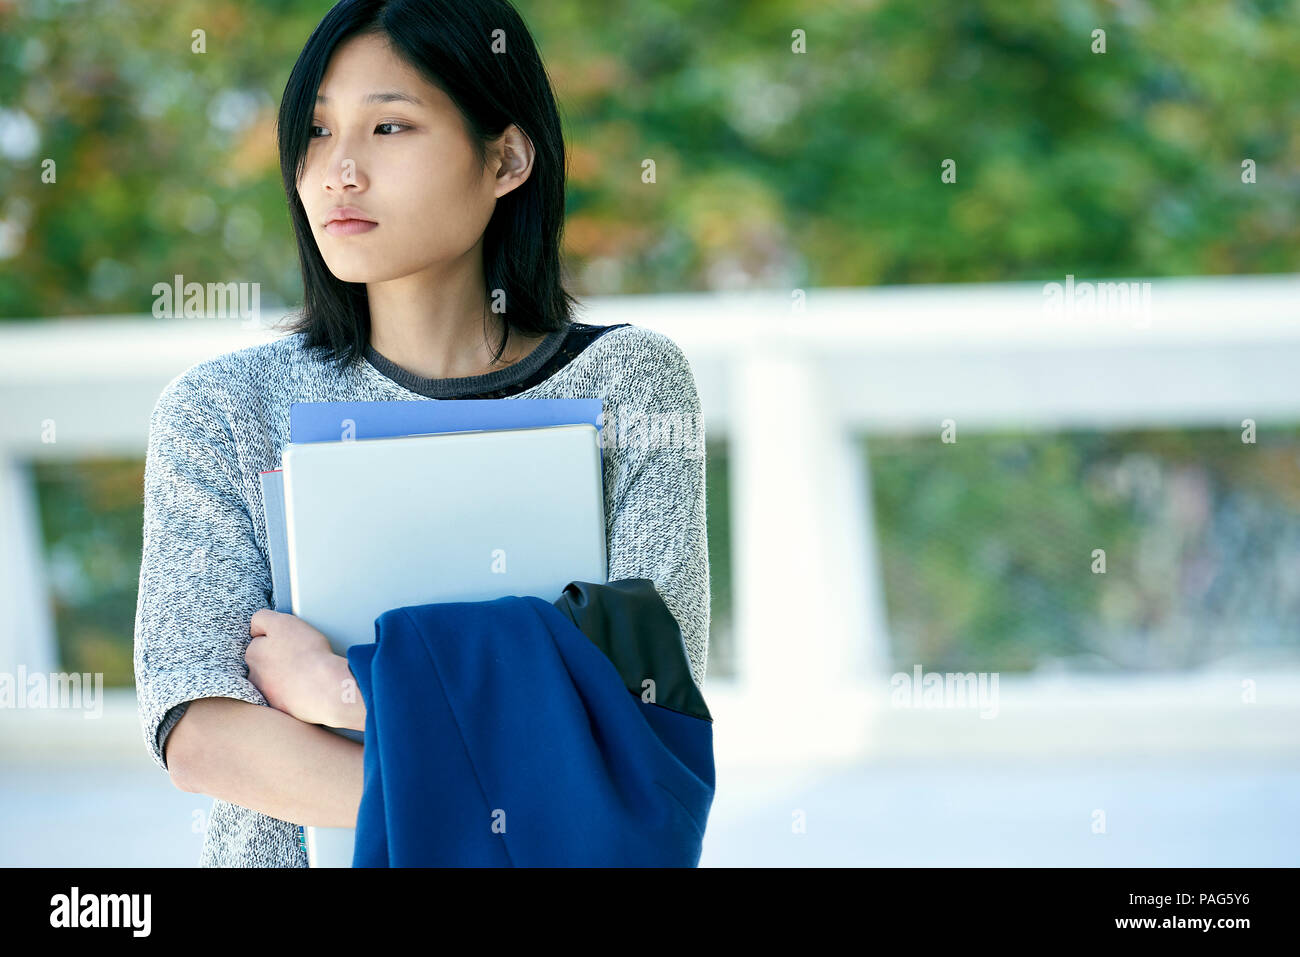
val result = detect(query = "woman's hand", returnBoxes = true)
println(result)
[246,609,352,728]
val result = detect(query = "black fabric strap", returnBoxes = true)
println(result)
[552,578,712,722]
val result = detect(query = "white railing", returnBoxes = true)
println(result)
[2,273,1298,764]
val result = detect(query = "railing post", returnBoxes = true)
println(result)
[0,454,58,677]
[726,347,883,759]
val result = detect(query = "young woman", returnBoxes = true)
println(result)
[133,0,709,867]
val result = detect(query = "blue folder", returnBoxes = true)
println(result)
[289,398,604,444]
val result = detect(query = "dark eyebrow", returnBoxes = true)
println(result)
[315,91,425,106]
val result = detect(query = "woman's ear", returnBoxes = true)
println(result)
[492,124,535,196]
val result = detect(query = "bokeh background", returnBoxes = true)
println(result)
[1,0,1297,866]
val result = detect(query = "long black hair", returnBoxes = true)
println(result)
[275,0,578,370]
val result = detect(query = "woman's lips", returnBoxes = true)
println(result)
[324,219,379,236]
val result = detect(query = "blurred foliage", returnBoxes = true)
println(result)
[869,425,1300,672]
[32,458,145,686]
[2,0,1298,315]
[703,438,733,675]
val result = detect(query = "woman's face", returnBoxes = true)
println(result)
[296,32,522,284]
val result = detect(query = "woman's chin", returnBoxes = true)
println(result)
[324,262,387,284]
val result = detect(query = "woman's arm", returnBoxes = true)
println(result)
[133,371,362,833]
[167,697,363,829]
[320,653,367,732]
[603,330,711,688]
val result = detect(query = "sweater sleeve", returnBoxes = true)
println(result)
[132,370,273,774]
[603,332,710,690]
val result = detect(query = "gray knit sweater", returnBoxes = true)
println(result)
[132,321,709,867]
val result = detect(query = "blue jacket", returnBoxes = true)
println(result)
[345,579,715,867]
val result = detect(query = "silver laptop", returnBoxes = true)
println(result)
[282,423,607,867]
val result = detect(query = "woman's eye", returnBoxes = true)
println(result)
[308,123,405,139]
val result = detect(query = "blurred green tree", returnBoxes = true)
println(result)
[1,0,1296,317]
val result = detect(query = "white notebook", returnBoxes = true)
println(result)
[282,424,608,867]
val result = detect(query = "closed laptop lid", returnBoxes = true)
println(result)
[283,423,607,658]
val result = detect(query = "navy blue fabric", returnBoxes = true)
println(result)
[345,594,714,866]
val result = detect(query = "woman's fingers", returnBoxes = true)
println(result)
[249,607,282,638]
